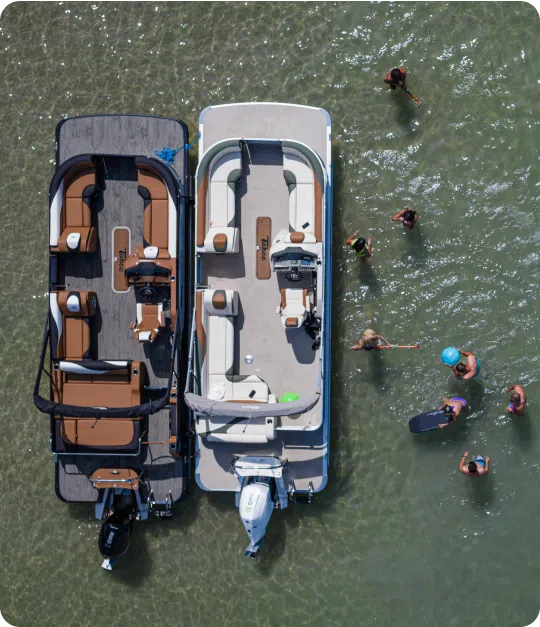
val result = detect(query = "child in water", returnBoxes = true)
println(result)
[345,231,372,259]
[392,208,418,230]
[505,384,526,416]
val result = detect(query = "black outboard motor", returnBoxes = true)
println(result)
[98,492,137,570]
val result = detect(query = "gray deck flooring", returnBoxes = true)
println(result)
[55,116,186,503]
[59,114,186,180]
[200,103,330,168]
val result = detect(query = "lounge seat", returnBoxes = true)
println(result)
[283,147,323,241]
[198,412,278,444]
[53,360,146,453]
[196,289,271,402]
[279,288,309,328]
[50,291,97,361]
[55,160,97,253]
[131,303,165,343]
[137,161,177,258]
[198,148,242,253]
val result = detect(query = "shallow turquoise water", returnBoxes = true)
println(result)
[1,2,540,626]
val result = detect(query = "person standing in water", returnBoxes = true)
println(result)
[350,329,391,351]
[437,396,468,428]
[450,350,481,380]
[345,231,372,260]
[384,66,407,90]
[459,451,490,476]
[505,384,526,416]
[392,208,418,230]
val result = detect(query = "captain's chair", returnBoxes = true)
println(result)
[131,303,165,343]
[279,288,310,328]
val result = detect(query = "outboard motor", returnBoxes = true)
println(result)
[239,479,275,558]
[233,456,288,559]
[98,493,137,571]
[90,468,148,570]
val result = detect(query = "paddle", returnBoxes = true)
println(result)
[401,86,422,105]
[378,344,420,349]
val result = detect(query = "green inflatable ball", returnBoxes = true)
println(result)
[281,392,300,403]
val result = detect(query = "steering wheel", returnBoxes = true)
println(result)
[141,286,155,301]
[285,269,302,282]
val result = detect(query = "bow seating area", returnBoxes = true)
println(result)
[197,147,242,254]
[49,156,98,254]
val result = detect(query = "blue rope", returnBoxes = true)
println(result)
[154,132,200,164]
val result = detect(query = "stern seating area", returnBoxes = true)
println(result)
[197,148,242,254]
[49,157,98,254]
[50,290,97,361]
[196,288,276,402]
[54,360,146,453]
[195,288,277,443]
[282,147,323,242]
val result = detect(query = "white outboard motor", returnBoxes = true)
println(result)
[239,480,274,558]
[233,456,288,559]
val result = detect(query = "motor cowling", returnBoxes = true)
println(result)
[98,511,134,560]
[239,481,274,558]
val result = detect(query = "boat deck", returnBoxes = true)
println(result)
[201,142,322,429]
[54,115,188,504]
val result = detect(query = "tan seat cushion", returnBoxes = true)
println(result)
[138,168,168,200]
[145,199,168,249]
[63,383,138,407]
[64,317,91,360]
[60,418,140,447]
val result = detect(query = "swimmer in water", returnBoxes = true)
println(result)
[384,66,407,90]
[437,396,468,428]
[345,231,372,260]
[451,350,480,380]
[392,208,418,230]
[459,451,490,477]
[505,384,526,416]
[350,329,391,351]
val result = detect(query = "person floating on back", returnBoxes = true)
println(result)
[505,384,526,416]
[350,329,391,351]
[437,396,468,428]
[449,350,481,380]
[459,451,489,476]
[392,208,418,230]
[345,231,372,259]
[384,66,406,90]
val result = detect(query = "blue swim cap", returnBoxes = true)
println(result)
[441,346,460,366]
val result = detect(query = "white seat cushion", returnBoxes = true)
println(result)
[143,246,159,259]
[66,232,81,250]
[281,288,308,328]
[208,149,242,228]
[207,315,234,377]
[283,148,315,234]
